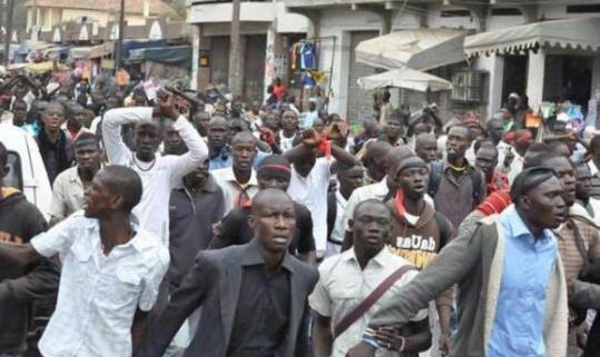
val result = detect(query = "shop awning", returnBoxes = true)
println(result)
[355,29,468,71]
[357,68,453,92]
[69,47,92,59]
[130,45,192,68]
[87,42,114,59]
[464,18,600,58]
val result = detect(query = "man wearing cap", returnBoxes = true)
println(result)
[347,167,569,357]
[210,155,316,263]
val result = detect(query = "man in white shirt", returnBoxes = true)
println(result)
[102,91,207,246]
[311,199,430,357]
[0,166,169,357]
[327,163,364,256]
[285,129,360,253]
[48,133,103,225]
[212,132,260,215]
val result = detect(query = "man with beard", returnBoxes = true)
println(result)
[429,125,485,231]
[347,167,569,357]
[136,189,318,357]
[212,132,260,215]
[49,133,103,225]
[102,90,207,246]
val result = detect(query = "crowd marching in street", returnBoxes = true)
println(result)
[1,68,600,357]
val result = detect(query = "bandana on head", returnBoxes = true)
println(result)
[257,155,291,181]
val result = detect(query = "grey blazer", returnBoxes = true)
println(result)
[136,239,318,357]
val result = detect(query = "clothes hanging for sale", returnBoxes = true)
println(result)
[300,42,316,70]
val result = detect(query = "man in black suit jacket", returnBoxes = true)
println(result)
[136,188,319,357]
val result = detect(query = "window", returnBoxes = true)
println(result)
[567,5,600,13]
[491,8,522,16]
[5,151,23,192]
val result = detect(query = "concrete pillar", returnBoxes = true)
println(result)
[526,51,546,109]
[190,25,200,91]
[264,22,277,102]
[474,54,505,118]
[328,30,351,118]
[236,35,247,98]
[381,11,392,35]
[591,56,600,96]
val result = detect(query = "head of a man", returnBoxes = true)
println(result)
[350,199,392,258]
[575,162,593,203]
[249,189,296,254]
[590,135,600,164]
[264,113,280,132]
[511,167,566,232]
[386,146,417,191]
[312,117,325,134]
[0,141,8,185]
[193,111,211,137]
[446,125,471,163]
[384,114,404,143]
[257,155,292,191]
[74,133,102,173]
[163,120,187,156]
[231,132,257,172]
[526,153,576,207]
[396,156,430,200]
[83,165,143,218]
[363,118,381,138]
[228,118,250,142]
[336,163,365,198]
[486,118,503,146]
[134,120,163,162]
[281,110,298,133]
[415,133,438,164]
[11,99,28,126]
[183,159,210,190]
[42,101,67,134]
[207,116,228,150]
[475,141,499,183]
[362,140,393,182]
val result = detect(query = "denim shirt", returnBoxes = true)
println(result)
[489,206,557,357]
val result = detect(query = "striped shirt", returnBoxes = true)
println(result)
[588,161,600,199]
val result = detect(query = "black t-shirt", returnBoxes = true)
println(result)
[209,202,316,256]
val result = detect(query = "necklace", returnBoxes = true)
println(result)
[132,153,156,172]
[448,162,467,172]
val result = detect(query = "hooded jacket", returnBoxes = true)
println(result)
[0,187,59,354]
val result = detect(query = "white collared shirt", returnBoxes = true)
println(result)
[48,166,85,220]
[212,166,260,216]
[288,157,333,251]
[309,247,427,357]
[31,212,169,357]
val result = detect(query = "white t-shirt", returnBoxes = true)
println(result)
[102,107,208,246]
[288,157,333,251]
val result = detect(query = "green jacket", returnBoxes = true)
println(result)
[369,211,569,357]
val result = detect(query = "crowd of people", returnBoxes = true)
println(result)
[0,69,600,357]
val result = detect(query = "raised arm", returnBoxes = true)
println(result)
[102,107,154,165]
[164,114,208,184]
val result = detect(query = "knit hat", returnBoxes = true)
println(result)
[510,167,557,203]
[257,155,291,181]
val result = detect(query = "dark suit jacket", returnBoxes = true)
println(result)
[136,239,318,357]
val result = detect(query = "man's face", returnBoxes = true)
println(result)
[339,166,365,195]
[522,176,566,229]
[548,156,576,206]
[351,203,391,257]
[385,120,403,141]
[398,166,429,200]
[184,160,210,188]
[488,121,503,144]
[413,123,431,137]
[164,126,184,155]
[193,113,210,137]
[281,111,298,132]
[475,147,498,182]
[12,102,28,124]
[75,144,102,172]
[264,114,280,131]
[207,121,228,149]
[231,139,257,171]
[250,199,296,254]
[83,172,116,218]
[415,139,438,164]
[134,124,161,161]
[42,103,66,133]
[74,108,91,129]
[258,173,290,191]
[576,165,593,202]
[446,127,470,161]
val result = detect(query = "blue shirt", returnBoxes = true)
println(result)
[208,147,269,171]
[489,206,557,357]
